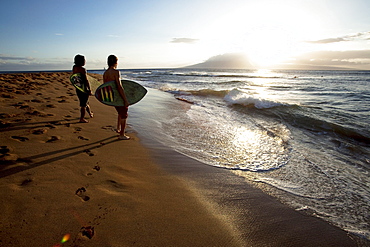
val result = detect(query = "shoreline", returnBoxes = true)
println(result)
[132,128,369,246]
[0,72,368,246]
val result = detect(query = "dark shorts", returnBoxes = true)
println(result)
[76,89,89,107]
[115,106,128,119]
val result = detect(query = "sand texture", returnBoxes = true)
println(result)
[0,72,240,246]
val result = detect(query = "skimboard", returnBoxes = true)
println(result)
[95,80,147,106]
[70,73,101,93]
[86,75,101,93]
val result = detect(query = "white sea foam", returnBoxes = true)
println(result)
[94,68,370,241]
[224,88,284,109]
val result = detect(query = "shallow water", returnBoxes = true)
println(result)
[92,68,370,239]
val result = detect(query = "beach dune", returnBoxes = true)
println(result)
[0,72,366,246]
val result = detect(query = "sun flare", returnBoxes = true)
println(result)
[202,0,321,68]
[242,27,297,67]
[241,2,319,68]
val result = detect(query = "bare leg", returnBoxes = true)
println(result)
[79,107,88,123]
[116,115,121,133]
[118,117,130,140]
[86,104,93,118]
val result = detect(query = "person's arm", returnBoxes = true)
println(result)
[81,69,92,94]
[115,71,129,106]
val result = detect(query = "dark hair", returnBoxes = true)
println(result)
[74,54,85,66]
[107,55,118,67]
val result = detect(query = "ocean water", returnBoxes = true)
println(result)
[92,69,370,239]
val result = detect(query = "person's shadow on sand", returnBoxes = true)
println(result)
[0,135,119,179]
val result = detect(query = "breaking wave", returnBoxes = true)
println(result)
[224,88,285,109]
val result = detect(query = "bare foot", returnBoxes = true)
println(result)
[118,135,130,140]
[89,112,94,118]
[79,119,89,123]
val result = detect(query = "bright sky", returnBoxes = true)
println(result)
[1,0,369,71]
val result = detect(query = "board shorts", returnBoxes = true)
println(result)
[76,89,89,107]
[115,106,128,119]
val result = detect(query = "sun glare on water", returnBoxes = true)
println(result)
[233,127,260,147]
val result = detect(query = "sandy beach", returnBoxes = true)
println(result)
[0,72,368,247]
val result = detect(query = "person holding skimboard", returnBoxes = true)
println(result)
[103,55,130,140]
[72,54,94,123]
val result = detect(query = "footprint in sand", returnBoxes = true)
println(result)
[20,178,33,186]
[11,102,29,109]
[0,113,7,119]
[101,125,117,132]
[75,187,90,201]
[46,136,61,143]
[83,149,94,156]
[31,128,47,135]
[0,120,10,128]
[78,136,89,141]
[105,180,127,190]
[11,136,29,142]
[44,124,56,129]
[25,110,47,117]
[1,93,15,99]
[80,226,94,239]
[87,165,101,176]
[31,99,43,103]
[0,113,16,119]
[97,180,128,196]
[0,146,12,154]
[0,146,19,163]
[49,120,64,126]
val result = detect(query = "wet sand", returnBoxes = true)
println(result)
[0,72,367,246]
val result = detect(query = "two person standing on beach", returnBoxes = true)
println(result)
[72,54,130,140]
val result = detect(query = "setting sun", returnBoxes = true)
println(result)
[201,0,325,68]
[242,27,297,67]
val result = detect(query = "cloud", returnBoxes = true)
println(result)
[0,55,36,65]
[0,55,70,71]
[0,54,106,71]
[0,55,35,61]
[307,32,370,44]
[170,38,199,44]
[286,50,370,69]
[312,50,370,60]
[308,37,346,44]
[55,33,64,36]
